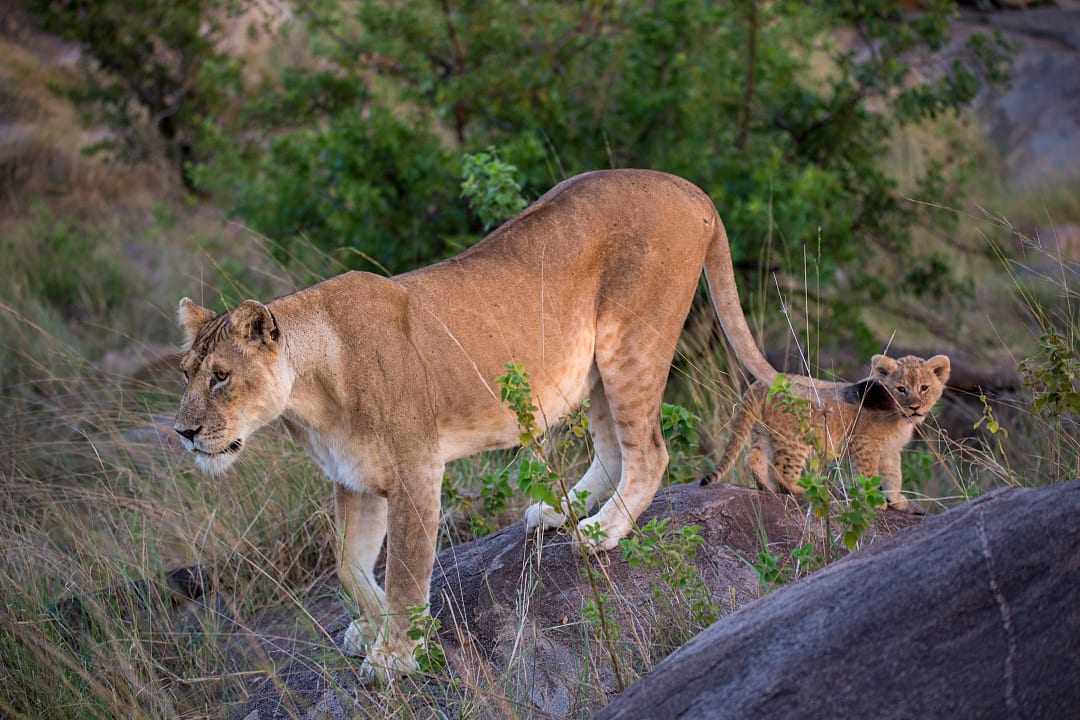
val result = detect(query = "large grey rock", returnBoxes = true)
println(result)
[953,8,1080,190]
[597,481,1080,720]
[231,484,918,719]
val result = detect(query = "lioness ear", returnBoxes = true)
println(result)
[926,354,951,383]
[230,300,279,347]
[871,354,897,376]
[177,297,215,349]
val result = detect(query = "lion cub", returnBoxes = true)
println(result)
[701,354,950,512]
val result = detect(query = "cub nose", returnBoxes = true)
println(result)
[175,425,202,442]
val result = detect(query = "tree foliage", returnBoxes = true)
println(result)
[35,0,1011,338]
[28,0,246,187]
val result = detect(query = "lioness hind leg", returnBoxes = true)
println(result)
[581,342,679,551]
[524,378,622,530]
[335,483,389,656]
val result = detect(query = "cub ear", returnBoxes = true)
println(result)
[926,354,951,384]
[871,354,898,376]
[177,298,216,349]
[230,300,279,348]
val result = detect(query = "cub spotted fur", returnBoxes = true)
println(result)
[172,170,787,682]
[701,354,950,512]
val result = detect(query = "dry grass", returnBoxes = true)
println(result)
[3,213,1077,717]
[3,24,1078,716]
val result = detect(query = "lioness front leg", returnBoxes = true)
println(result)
[360,464,443,683]
[335,484,388,656]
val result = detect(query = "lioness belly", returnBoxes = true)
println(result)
[436,332,597,462]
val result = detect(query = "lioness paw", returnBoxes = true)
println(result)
[342,619,376,657]
[576,515,628,553]
[359,639,420,685]
[524,502,567,531]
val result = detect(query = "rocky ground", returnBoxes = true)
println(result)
[599,481,1080,720]
[160,484,919,719]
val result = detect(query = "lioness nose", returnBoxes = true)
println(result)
[175,425,202,441]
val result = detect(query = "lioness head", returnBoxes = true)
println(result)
[870,353,950,423]
[173,298,292,474]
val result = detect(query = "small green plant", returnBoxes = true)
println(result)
[901,449,935,494]
[465,468,514,537]
[480,468,513,516]
[560,400,590,451]
[661,403,700,452]
[971,391,1015,484]
[752,550,786,590]
[1019,330,1080,419]
[580,521,608,545]
[752,541,826,592]
[496,361,626,689]
[499,362,542,445]
[460,149,528,230]
[661,403,705,484]
[973,392,1008,438]
[797,471,832,519]
[619,518,718,627]
[790,542,824,575]
[581,591,619,645]
[498,363,561,508]
[406,604,447,674]
[838,475,886,550]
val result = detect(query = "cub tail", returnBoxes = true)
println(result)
[700,385,763,486]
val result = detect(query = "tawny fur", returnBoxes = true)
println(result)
[172,169,785,681]
[702,354,951,512]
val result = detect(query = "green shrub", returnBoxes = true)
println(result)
[1,212,129,319]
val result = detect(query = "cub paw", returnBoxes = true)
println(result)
[889,497,925,515]
[359,638,420,684]
[342,619,376,657]
[524,501,567,531]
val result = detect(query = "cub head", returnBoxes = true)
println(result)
[173,298,293,474]
[869,353,951,424]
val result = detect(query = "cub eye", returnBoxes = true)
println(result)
[920,384,929,393]
[896,386,907,395]
[211,369,229,386]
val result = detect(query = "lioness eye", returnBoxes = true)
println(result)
[896,386,907,395]
[212,369,229,384]
[920,384,929,392]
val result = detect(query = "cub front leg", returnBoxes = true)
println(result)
[879,449,922,513]
[335,484,389,656]
[360,463,444,683]
[848,437,881,485]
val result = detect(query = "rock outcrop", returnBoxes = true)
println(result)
[947,6,1080,190]
[597,480,1080,720]
[231,484,918,719]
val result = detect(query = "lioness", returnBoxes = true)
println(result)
[173,169,779,680]
[700,353,950,512]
